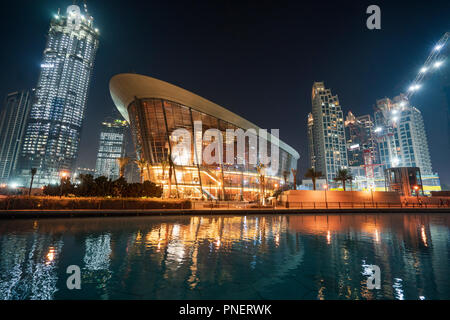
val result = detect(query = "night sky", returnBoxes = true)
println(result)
[1,0,450,183]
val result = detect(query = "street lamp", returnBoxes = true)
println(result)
[59,171,69,198]
[323,184,328,209]
[414,185,420,204]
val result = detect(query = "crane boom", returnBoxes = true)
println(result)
[406,32,450,100]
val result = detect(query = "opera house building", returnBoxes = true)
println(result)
[110,74,299,201]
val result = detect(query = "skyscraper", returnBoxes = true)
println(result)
[17,4,99,186]
[374,95,433,175]
[345,112,378,167]
[95,119,128,181]
[308,82,348,182]
[0,91,33,184]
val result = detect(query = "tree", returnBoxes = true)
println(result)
[291,169,298,190]
[117,157,130,179]
[135,158,147,183]
[29,168,37,196]
[333,168,353,191]
[304,168,323,191]
[282,171,289,189]
[257,164,266,205]
[75,174,96,197]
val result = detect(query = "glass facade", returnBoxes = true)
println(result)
[0,91,33,184]
[94,120,128,181]
[127,98,298,201]
[17,5,99,187]
[309,82,348,182]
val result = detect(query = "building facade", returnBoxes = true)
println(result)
[374,95,440,194]
[0,91,33,184]
[110,74,300,201]
[94,120,128,181]
[374,95,433,174]
[17,5,99,186]
[308,82,348,182]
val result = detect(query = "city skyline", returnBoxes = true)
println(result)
[0,1,450,185]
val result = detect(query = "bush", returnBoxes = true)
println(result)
[43,175,163,199]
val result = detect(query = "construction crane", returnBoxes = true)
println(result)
[406,32,450,100]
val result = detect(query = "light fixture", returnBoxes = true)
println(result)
[434,61,444,69]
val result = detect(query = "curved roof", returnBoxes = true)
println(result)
[110,73,299,159]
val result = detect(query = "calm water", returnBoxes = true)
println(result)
[0,214,449,300]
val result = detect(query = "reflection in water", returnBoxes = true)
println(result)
[0,213,449,300]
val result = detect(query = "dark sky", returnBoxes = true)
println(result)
[1,0,450,183]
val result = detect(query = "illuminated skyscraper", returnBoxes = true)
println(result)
[17,4,99,186]
[308,82,348,182]
[95,119,128,181]
[0,90,33,184]
[374,95,432,174]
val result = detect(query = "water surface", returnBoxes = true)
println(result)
[0,213,449,300]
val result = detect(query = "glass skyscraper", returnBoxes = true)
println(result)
[308,82,348,182]
[0,90,33,184]
[374,95,433,174]
[17,4,99,186]
[95,119,128,181]
[374,95,440,193]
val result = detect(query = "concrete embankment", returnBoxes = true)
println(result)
[1,207,450,219]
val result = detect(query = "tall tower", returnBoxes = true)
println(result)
[0,91,33,184]
[17,4,99,186]
[374,95,433,175]
[95,119,128,181]
[309,82,348,182]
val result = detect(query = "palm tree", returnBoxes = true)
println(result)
[333,168,353,191]
[304,168,323,191]
[282,170,289,188]
[257,164,266,205]
[117,157,130,179]
[135,158,147,183]
[161,159,169,199]
[291,169,298,190]
[145,160,153,182]
[28,168,37,196]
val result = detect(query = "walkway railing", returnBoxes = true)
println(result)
[190,200,450,210]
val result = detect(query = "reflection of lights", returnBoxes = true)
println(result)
[275,234,280,246]
[421,226,428,247]
[46,247,56,264]
[375,229,380,243]
[393,278,405,300]
[326,230,331,244]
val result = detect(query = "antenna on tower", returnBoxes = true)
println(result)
[83,0,89,14]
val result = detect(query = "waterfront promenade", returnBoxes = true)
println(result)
[1,204,450,219]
